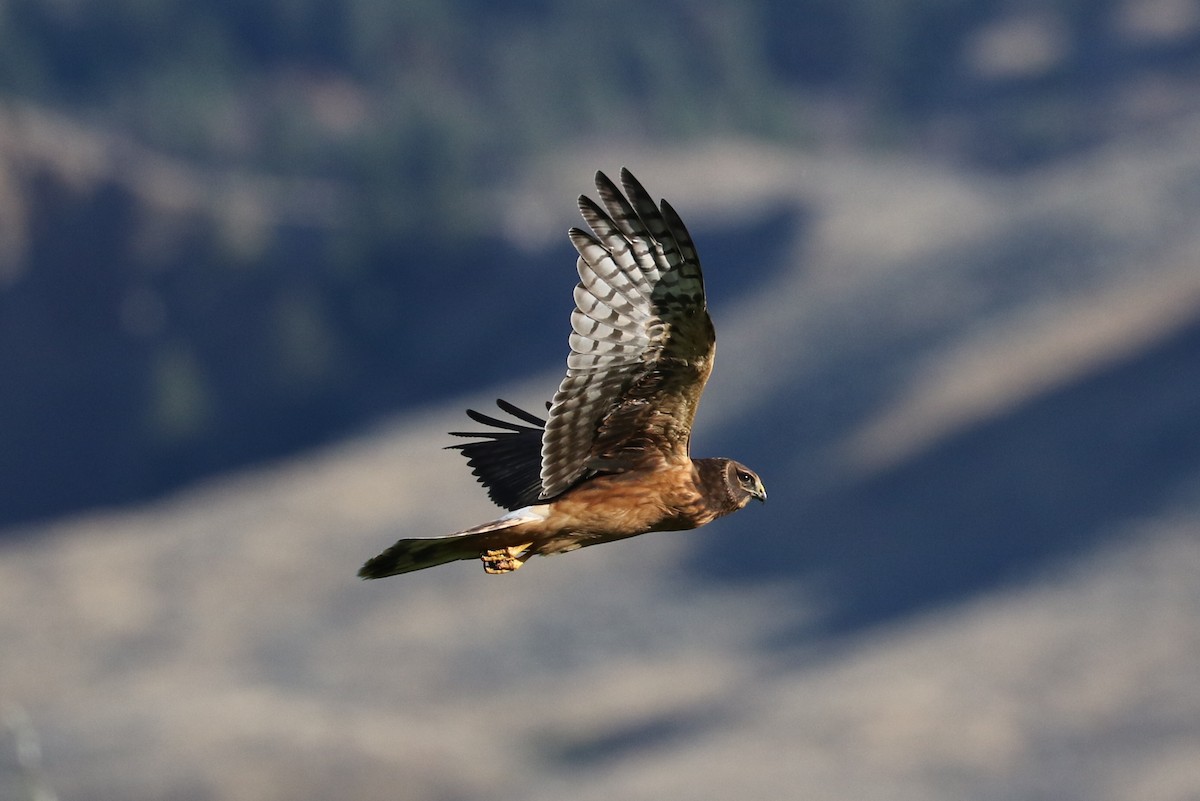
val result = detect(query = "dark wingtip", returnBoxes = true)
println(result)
[594,170,620,197]
[495,398,547,426]
[619,166,644,194]
[443,398,549,510]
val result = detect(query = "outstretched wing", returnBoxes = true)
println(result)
[446,399,547,511]
[539,168,715,499]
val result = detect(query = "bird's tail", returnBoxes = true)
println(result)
[358,506,547,579]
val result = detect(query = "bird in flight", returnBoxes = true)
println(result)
[359,168,764,578]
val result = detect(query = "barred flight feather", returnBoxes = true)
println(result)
[539,169,714,499]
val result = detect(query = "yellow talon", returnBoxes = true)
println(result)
[481,544,533,574]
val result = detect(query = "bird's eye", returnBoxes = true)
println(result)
[736,470,752,484]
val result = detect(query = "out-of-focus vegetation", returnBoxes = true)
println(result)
[1,0,1198,525]
[11,0,1198,197]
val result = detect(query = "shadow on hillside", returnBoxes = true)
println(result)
[0,190,805,531]
[692,308,1200,639]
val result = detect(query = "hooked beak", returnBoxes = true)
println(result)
[752,481,767,503]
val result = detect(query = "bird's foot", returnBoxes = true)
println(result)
[481,543,533,574]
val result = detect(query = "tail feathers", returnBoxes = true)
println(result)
[358,506,548,579]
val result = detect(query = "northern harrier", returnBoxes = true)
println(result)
[359,169,764,578]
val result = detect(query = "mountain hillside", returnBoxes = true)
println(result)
[3,115,1200,799]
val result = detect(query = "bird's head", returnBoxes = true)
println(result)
[723,459,766,508]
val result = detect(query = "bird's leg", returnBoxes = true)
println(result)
[481,543,534,574]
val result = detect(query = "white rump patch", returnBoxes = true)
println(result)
[501,504,550,523]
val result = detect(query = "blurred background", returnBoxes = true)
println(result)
[2,1,1200,799]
